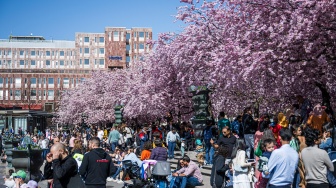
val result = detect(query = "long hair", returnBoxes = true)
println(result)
[231,139,246,159]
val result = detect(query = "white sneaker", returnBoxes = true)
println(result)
[117,180,124,184]
[106,177,114,182]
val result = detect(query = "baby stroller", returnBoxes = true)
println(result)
[122,160,142,180]
[122,160,154,188]
[152,161,171,188]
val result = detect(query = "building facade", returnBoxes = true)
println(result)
[0,27,152,132]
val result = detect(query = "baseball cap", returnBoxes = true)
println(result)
[12,170,26,179]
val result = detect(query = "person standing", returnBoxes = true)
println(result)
[210,146,229,188]
[263,128,299,188]
[166,127,180,159]
[79,137,116,188]
[108,126,120,152]
[213,126,236,161]
[231,139,254,188]
[203,120,216,166]
[42,143,79,188]
[218,112,231,137]
[97,126,104,141]
[242,107,257,159]
[301,127,334,187]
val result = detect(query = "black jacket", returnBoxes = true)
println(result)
[210,155,229,187]
[242,113,257,135]
[43,155,78,188]
[79,148,116,185]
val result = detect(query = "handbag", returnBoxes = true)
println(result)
[254,140,262,157]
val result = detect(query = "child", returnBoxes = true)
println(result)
[180,138,186,157]
[257,138,275,187]
[290,124,301,153]
[320,125,333,153]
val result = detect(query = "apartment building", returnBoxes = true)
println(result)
[0,27,152,132]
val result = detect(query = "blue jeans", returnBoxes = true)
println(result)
[112,166,122,179]
[205,140,214,164]
[244,134,254,159]
[168,142,176,158]
[111,142,118,152]
[169,176,201,188]
[42,149,49,160]
[292,168,300,188]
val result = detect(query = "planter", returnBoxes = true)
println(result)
[12,149,44,182]
[4,139,20,167]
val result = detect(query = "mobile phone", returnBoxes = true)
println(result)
[247,159,255,163]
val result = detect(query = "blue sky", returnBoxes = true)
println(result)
[0,0,188,41]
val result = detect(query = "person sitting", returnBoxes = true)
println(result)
[170,155,203,188]
[12,170,27,188]
[150,139,168,161]
[140,141,152,161]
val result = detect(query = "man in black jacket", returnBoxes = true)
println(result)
[43,143,79,188]
[79,137,116,188]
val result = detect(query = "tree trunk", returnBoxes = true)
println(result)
[315,81,334,118]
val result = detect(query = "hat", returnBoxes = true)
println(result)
[12,170,26,179]
[26,180,38,188]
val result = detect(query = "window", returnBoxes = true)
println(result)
[31,90,36,96]
[46,51,50,56]
[84,59,89,65]
[71,78,74,84]
[99,59,104,65]
[80,48,82,54]
[46,60,50,66]
[139,43,144,49]
[134,32,137,37]
[139,32,144,38]
[7,50,12,56]
[126,56,130,62]
[15,90,21,96]
[58,78,61,85]
[60,61,64,66]
[126,33,130,40]
[31,51,35,56]
[146,32,149,38]
[0,60,2,65]
[48,90,54,96]
[99,37,104,43]
[84,48,89,54]
[30,78,36,84]
[60,51,64,56]
[113,31,119,41]
[80,59,82,65]
[20,60,25,66]
[84,37,89,42]
[64,78,69,85]
[126,45,130,51]
[0,78,2,84]
[48,78,54,84]
[31,60,36,66]
[10,90,13,96]
[20,50,24,55]
[99,48,104,54]
[134,44,137,49]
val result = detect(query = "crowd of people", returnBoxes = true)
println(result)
[1,95,336,188]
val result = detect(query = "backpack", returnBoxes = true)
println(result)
[203,127,213,140]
